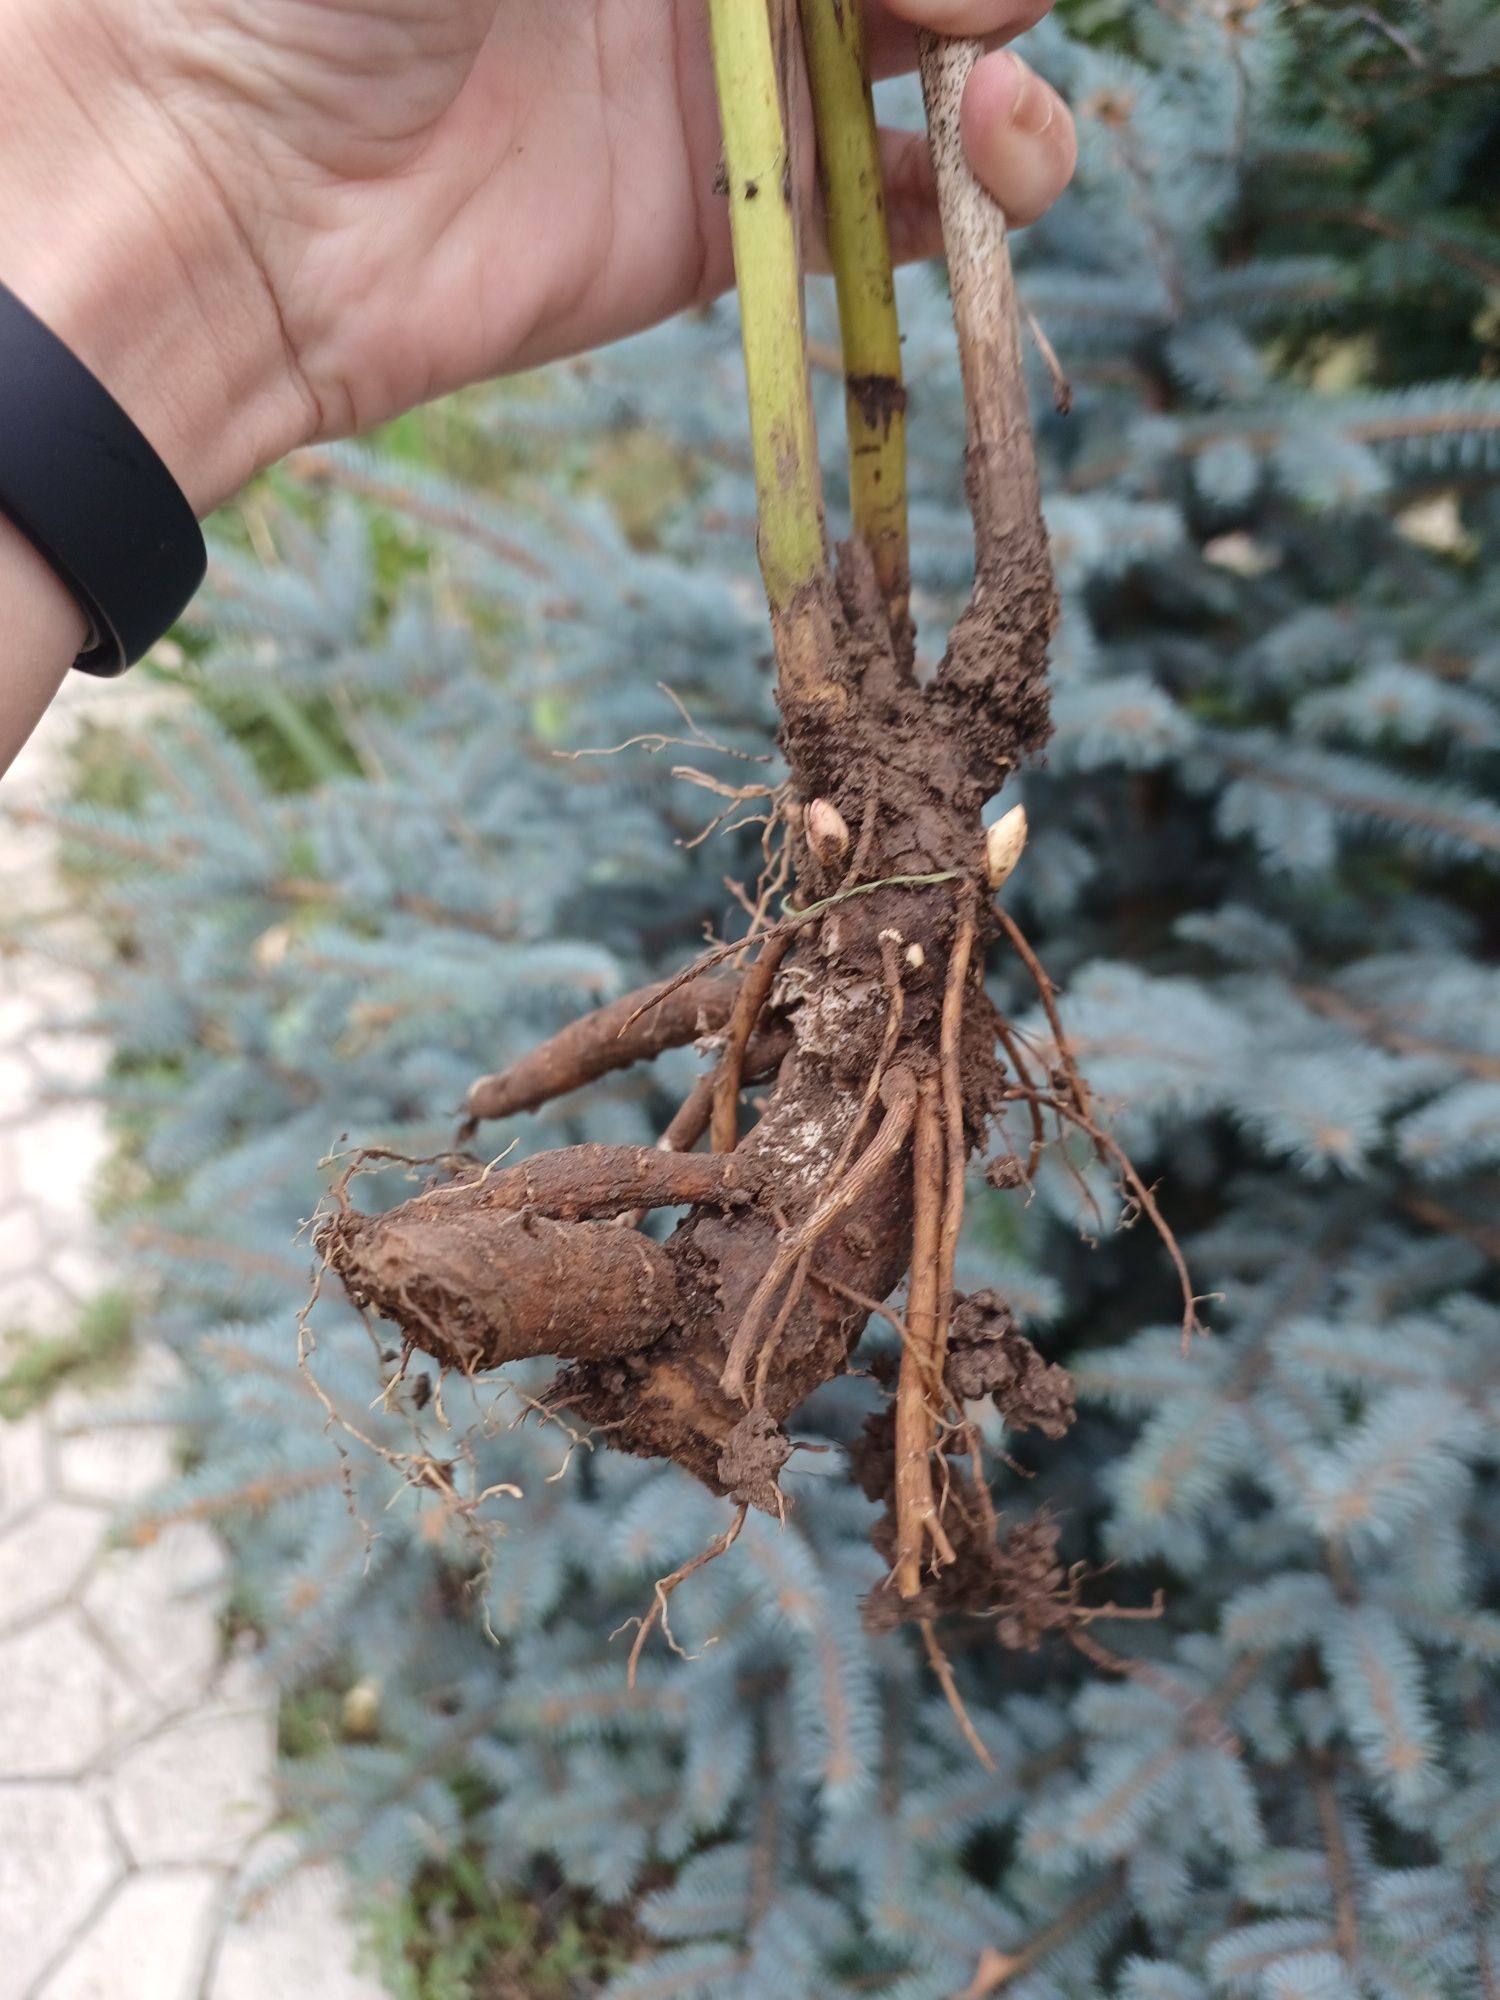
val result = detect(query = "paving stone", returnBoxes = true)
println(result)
[15,1104,110,1213]
[11,965,97,1023]
[0,1412,50,1526]
[110,1707,275,1867]
[0,863,63,927]
[51,1343,184,1425]
[48,1244,114,1306]
[52,1348,184,1507]
[0,1783,120,1994]
[210,1861,385,2000]
[0,1048,35,1126]
[0,1609,146,1779]
[213,1648,270,1710]
[0,850,57,922]
[27,1033,106,1093]
[82,1525,227,1713]
[36,1868,220,2000]
[55,1424,175,1508]
[0,1202,46,1284]
[0,1268,75,1336]
[1,697,382,1999]
[0,1501,106,1631]
[0,989,40,1049]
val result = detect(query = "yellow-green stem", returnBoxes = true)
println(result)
[799,0,911,655]
[707,0,827,620]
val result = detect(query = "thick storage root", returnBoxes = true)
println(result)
[325,1206,681,1371]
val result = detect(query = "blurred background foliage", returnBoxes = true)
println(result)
[13,1,1500,1993]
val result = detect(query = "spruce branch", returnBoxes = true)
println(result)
[957,1872,1125,1998]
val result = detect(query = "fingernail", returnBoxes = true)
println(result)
[1007,57,1056,137]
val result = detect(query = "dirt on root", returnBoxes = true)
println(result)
[853,1400,1080,1645]
[550,543,1045,1499]
[946,1290,1076,1438]
[319,522,1063,1619]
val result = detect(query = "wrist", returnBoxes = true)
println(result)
[0,41,310,515]
[0,515,87,777]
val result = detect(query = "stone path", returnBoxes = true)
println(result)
[1,689,385,2000]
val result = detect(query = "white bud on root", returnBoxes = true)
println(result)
[985,804,1028,891]
[806,798,851,864]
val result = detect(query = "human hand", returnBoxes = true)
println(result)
[0,0,1075,514]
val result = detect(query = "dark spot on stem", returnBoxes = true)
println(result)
[846,372,909,435]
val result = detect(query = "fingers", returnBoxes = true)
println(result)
[705,10,1074,299]
[958,48,1076,228]
[865,0,1051,75]
[859,130,939,267]
[882,0,1051,32]
[871,51,1075,261]
[863,0,1076,236]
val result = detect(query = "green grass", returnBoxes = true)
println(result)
[274,1679,635,1996]
[0,1288,135,1420]
[362,1850,632,2000]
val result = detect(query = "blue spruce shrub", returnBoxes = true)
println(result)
[26,1,1500,1992]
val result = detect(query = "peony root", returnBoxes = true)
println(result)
[314,15,1191,1663]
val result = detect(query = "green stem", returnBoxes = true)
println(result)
[706,0,827,623]
[800,0,911,657]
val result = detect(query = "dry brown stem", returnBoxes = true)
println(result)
[918,31,1055,772]
[811,1271,907,1340]
[659,1073,719,1157]
[712,933,793,1151]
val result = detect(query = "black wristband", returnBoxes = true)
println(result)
[0,281,207,676]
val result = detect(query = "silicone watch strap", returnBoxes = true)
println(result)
[0,281,207,676]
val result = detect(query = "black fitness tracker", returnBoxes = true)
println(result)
[0,281,207,676]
